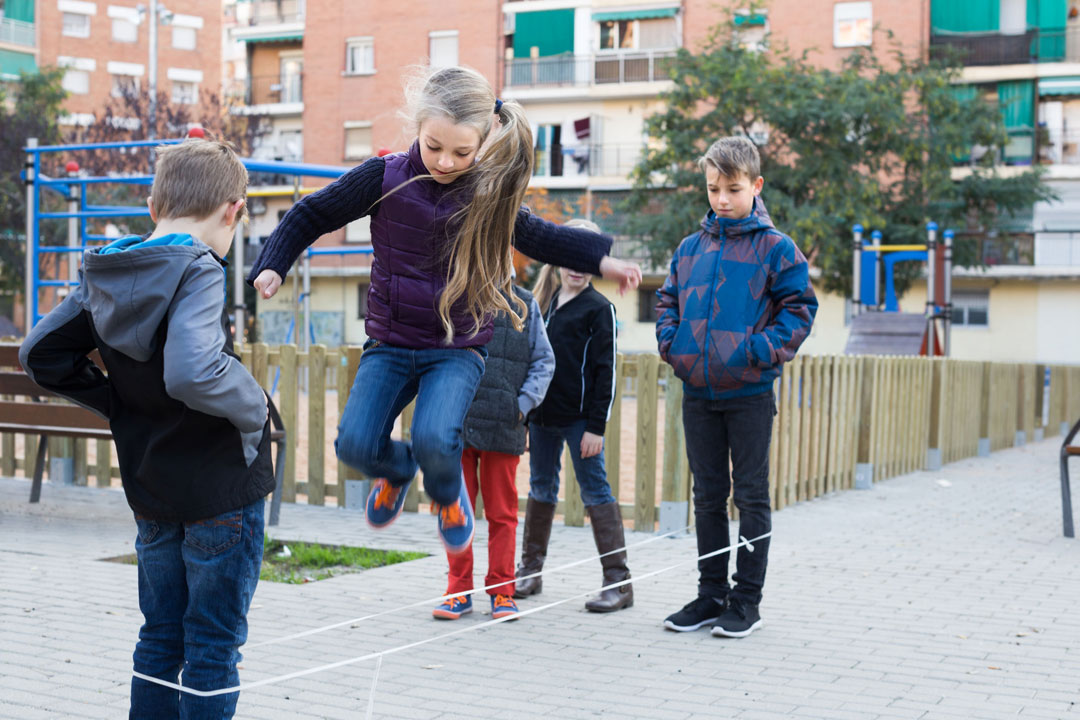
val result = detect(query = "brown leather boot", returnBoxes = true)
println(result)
[584,501,633,612]
[514,497,556,598]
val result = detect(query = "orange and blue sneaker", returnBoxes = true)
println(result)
[432,595,472,620]
[365,477,411,529]
[432,478,475,555]
[491,594,520,621]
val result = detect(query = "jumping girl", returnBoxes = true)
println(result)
[248,67,641,554]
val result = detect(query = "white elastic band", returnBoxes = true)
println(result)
[245,522,693,650]
[131,531,771,698]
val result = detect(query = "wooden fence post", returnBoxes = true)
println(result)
[307,344,327,505]
[564,446,584,527]
[634,353,659,531]
[95,439,111,487]
[279,345,298,502]
[605,353,624,503]
[402,401,420,512]
[855,356,876,488]
[660,373,690,533]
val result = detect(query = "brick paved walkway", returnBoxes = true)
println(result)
[1,438,1078,719]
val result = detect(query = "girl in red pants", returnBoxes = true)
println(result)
[433,282,555,620]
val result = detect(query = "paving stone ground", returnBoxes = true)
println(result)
[1,437,1078,719]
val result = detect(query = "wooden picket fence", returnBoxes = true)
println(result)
[3,345,1079,532]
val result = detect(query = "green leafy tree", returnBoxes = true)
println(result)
[624,5,1054,297]
[0,68,67,303]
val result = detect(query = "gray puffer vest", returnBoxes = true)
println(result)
[463,285,534,455]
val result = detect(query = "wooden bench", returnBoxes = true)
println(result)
[0,343,287,526]
[1061,417,1080,539]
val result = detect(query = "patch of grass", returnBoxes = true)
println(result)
[100,539,427,585]
[260,537,427,584]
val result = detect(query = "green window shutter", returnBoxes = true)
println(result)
[513,9,575,58]
[4,0,35,23]
[998,80,1034,128]
[0,48,38,79]
[1027,0,1067,60]
[931,0,999,33]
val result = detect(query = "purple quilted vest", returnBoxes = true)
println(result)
[366,141,494,349]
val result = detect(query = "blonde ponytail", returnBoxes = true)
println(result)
[397,65,533,344]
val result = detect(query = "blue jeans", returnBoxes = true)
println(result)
[130,498,265,719]
[335,341,486,506]
[528,420,616,507]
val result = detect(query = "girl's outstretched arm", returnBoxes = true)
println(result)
[248,156,385,298]
[514,209,641,293]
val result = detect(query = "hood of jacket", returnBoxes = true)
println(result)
[80,233,224,362]
[698,196,775,241]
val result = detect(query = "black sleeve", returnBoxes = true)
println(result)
[513,208,613,275]
[585,302,616,436]
[20,300,110,418]
[247,155,386,284]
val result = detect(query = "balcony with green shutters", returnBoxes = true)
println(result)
[929,0,1076,65]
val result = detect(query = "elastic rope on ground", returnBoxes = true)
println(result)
[245,522,696,651]
[131,531,771,698]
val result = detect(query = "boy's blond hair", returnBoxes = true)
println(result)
[532,218,602,314]
[151,138,248,223]
[698,136,761,181]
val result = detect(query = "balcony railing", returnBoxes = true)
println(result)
[0,17,35,47]
[534,143,644,178]
[930,26,1080,65]
[505,51,676,89]
[244,0,304,26]
[228,74,303,106]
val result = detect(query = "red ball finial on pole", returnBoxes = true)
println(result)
[65,161,80,174]
[187,126,206,139]
[377,147,391,157]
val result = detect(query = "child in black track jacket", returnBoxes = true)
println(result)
[515,219,633,613]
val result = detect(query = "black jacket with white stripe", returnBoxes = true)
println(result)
[533,283,616,436]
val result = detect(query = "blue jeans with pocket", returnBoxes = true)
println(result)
[528,419,616,507]
[334,340,486,506]
[129,498,265,719]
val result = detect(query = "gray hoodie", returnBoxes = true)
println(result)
[20,234,274,521]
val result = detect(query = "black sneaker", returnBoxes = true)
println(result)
[711,597,762,638]
[663,595,726,632]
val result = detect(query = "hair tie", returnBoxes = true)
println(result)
[494,99,503,113]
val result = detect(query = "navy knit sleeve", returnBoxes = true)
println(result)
[247,156,385,284]
[512,208,613,275]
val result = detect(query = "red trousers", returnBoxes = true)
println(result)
[448,447,519,596]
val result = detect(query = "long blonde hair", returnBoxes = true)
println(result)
[532,219,602,315]
[399,66,534,343]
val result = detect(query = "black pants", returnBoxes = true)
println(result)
[683,390,775,606]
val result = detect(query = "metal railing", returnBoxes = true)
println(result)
[227,74,303,106]
[244,0,304,26]
[533,143,644,178]
[504,50,676,88]
[930,26,1080,65]
[0,17,34,47]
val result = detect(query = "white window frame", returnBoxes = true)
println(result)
[596,19,638,52]
[111,17,136,42]
[171,80,198,105]
[62,12,91,37]
[344,121,373,160]
[345,36,375,75]
[429,30,459,69]
[110,74,140,97]
[833,1,872,48]
[62,69,90,94]
[951,290,990,328]
[172,25,197,50]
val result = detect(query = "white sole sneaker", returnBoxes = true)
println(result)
[711,619,763,638]
[663,616,720,632]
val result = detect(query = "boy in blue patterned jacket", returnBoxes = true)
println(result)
[656,136,817,638]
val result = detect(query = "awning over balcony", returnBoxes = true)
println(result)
[592,8,678,22]
[0,48,37,80]
[1039,77,1080,96]
[243,34,304,44]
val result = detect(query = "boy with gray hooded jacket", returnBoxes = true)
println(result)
[20,138,270,719]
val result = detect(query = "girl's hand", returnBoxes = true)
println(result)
[580,431,604,459]
[253,269,283,299]
[598,256,642,295]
